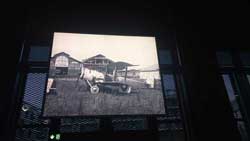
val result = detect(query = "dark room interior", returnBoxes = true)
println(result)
[1,1,249,141]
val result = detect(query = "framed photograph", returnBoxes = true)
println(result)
[42,32,166,117]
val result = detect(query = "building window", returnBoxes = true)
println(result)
[156,46,186,141]
[16,73,50,141]
[217,50,250,141]
[221,74,248,141]
[28,46,50,62]
[157,74,185,141]
[16,41,187,141]
[55,56,69,67]
[163,74,179,110]
[240,52,250,67]
[216,51,233,67]
[158,49,172,65]
[222,74,242,119]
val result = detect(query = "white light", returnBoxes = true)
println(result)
[56,134,61,140]
[50,134,55,139]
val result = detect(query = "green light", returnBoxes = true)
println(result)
[55,134,61,140]
[50,134,55,139]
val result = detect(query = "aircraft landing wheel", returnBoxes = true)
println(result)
[90,85,100,94]
[120,84,132,94]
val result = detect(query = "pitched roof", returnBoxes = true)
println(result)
[69,57,82,63]
[95,54,105,57]
[83,54,114,63]
[51,52,81,63]
[107,61,135,70]
[51,52,70,59]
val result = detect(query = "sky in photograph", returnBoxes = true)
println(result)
[51,32,160,68]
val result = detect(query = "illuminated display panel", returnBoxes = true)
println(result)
[43,32,166,117]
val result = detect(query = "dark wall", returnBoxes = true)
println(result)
[174,2,249,140]
[1,2,27,139]
[2,1,249,141]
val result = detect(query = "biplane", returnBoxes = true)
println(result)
[83,61,136,94]
[46,61,138,95]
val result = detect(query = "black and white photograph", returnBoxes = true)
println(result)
[43,32,166,116]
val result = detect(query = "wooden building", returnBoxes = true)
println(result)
[82,54,114,72]
[49,52,82,77]
[117,69,140,78]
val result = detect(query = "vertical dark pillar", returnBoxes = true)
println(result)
[178,33,241,141]
[147,116,159,141]
[99,117,113,140]
[6,71,27,141]
[6,42,29,141]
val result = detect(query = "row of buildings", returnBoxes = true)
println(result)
[49,52,161,88]
[49,52,113,76]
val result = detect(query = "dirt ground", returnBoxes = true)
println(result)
[43,78,166,116]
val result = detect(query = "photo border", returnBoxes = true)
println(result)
[28,32,169,119]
